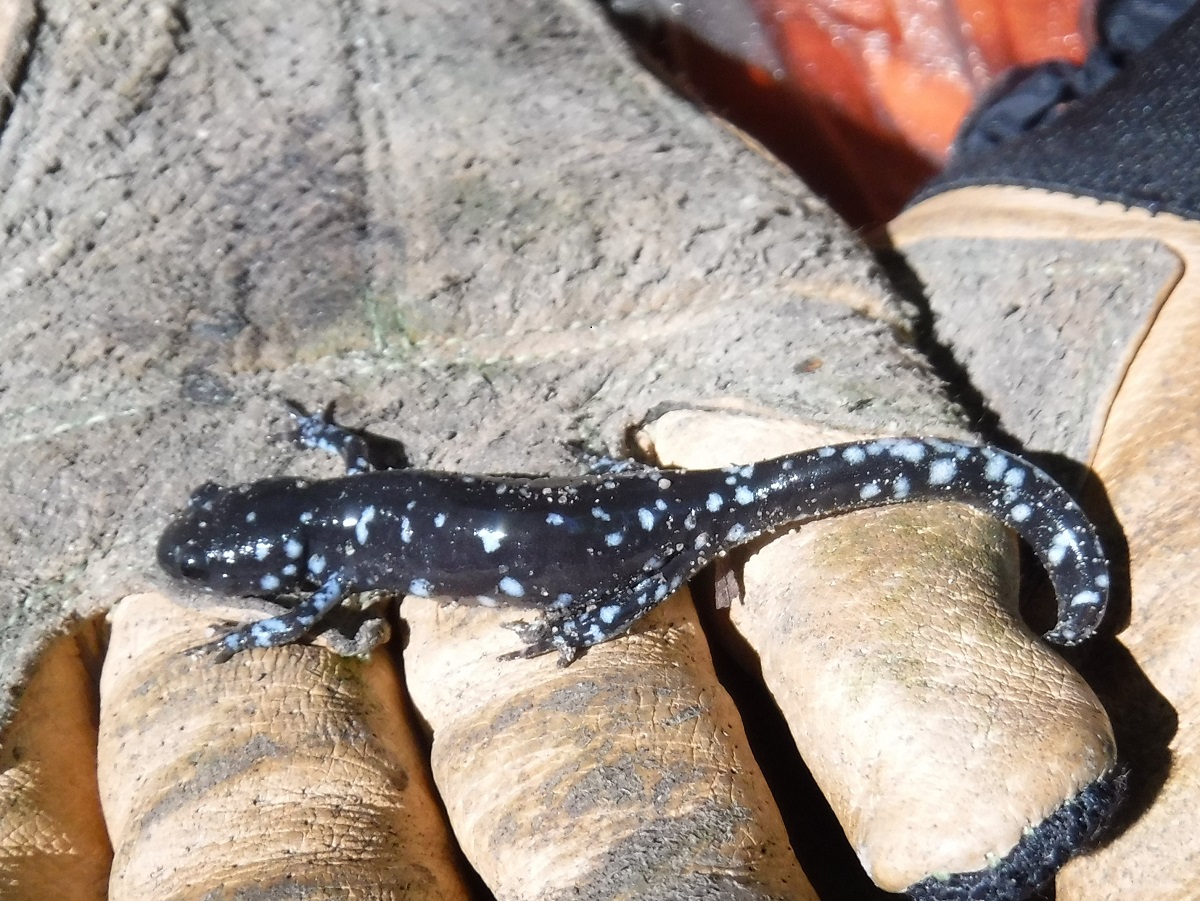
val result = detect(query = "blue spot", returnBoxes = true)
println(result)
[928,458,956,485]
[475,527,506,553]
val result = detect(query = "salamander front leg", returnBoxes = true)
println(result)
[189,573,350,662]
[285,400,409,474]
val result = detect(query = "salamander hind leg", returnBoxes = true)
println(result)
[285,400,409,474]
[500,562,693,666]
[188,573,349,662]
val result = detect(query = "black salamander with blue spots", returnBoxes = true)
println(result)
[157,404,1110,664]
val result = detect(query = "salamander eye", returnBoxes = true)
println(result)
[177,552,209,581]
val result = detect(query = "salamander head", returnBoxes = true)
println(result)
[157,478,315,596]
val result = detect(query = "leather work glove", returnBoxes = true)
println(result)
[0,0,1147,899]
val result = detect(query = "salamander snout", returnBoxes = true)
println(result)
[157,482,228,588]
[157,514,214,586]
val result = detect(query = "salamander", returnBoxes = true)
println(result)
[157,403,1110,664]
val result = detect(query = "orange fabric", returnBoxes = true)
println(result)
[665,0,1093,226]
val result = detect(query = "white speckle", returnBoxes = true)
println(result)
[638,508,655,530]
[734,485,754,505]
[282,564,297,576]
[255,541,271,561]
[738,464,755,478]
[586,623,604,643]
[342,515,358,529]
[408,578,434,597]
[285,538,303,559]
[592,506,611,521]
[1095,573,1110,589]
[984,453,1008,482]
[299,511,314,524]
[657,477,672,490]
[725,523,747,543]
[818,446,837,458]
[546,512,565,526]
[842,446,867,464]
[888,440,926,463]
[781,459,794,471]
[1048,531,1077,566]
[654,582,670,601]
[684,510,697,529]
[260,574,281,591]
[1003,467,1027,488]
[407,500,417,510]
[400,516,413,543]
[1071,590,1101,608]
[245,511,257,523]
[725,475,738,486]
[893,474,910,499]
[599,605,620,624]
[929,437,970,459]
[694,533,709,549]
[605,531,624,547]
[251,618,287,638]
[643,555,664,571]
[859,482,881,500]
[553,593,574,608]
[654,498,668,511]
[706,493,724,512]
[355,506,376,545]
[308,554,327,574]
[434,513,446,528]
[475,527,506,553]
[499,576,525,597]
[475,595,499,607]
[928,458,957,485]
[1010,503,1033,522]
